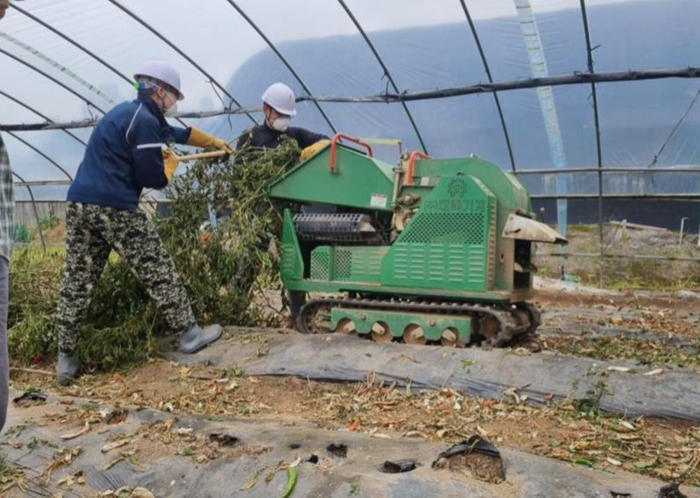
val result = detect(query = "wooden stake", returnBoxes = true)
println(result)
[176,151,227,162]
[10,367,55,377]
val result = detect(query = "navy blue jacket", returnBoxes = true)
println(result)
[67,95,191,210]
[237,123,327,151]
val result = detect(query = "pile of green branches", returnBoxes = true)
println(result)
[8,138,300,371]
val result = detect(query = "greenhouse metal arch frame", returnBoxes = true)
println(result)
[1,0,699,276]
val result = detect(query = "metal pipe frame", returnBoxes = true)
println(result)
[579,0,606,285]
[297,66,700,103]
[13,179,71,187]
[10,2,189,127]
[0,89,87,146]
[459,0,516,172]
[336,0,429,153]
[11,2,131,86]
[514,166,700,175]
[5,66,700,132]
[11,170,46,250]
[225,0,337,135]
[0,30,116,106]
[530,193,700,200]
[5,131,73,181]
[106,0,256,125]
[0,104,265,132]
[0,47,106,114]
[23,192,695,201]
[534,252,700,263]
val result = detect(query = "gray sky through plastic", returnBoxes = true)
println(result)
[0,0,698,202]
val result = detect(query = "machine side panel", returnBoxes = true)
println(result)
[415,158,529,292]
[333,246,388,282]
[309,246,387,283]
[280,208,304,281]
[381,176,496,292]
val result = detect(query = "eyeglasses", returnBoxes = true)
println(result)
[158,86,178,102]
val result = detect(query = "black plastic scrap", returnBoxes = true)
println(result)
[432,435,506,484]
[432,435,501,467]
[327,443,348,458]
[12,391,47,406]
[381,460,417,474]
[209,433,239,447]
[658,482,688,498]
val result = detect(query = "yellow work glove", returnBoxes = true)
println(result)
[187,127,234,155]
[163,149,179,181]
[299,139,330,162]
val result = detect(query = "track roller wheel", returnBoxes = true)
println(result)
[440,327,460,347]
[370,321,393,343]
[336,318,357,335]
[403,324,427,345]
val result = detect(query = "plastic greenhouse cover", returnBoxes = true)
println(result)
[1,0,700,200]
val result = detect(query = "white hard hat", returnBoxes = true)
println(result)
[261,83,297,116]
[134,60,184,101]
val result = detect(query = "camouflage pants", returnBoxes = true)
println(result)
[56,202,196,355]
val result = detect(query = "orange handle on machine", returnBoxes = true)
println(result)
[406,151,433,186]
[329,133,374,172]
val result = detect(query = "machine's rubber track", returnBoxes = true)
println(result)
[297,297,540,347]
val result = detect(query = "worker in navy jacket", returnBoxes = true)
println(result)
[56,60,233,384]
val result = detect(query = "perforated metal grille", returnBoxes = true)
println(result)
[310,250,331,280]
[334,248,352,279]
[486,201,497,288]
[399,213,485,245]
[332,247,386,281]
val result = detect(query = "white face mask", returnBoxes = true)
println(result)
[165,101,178,117]
[271,116,291,132]
[158,87,178,117]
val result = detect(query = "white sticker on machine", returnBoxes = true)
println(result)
[370,193,388,208]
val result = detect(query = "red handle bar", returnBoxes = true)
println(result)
[329,133,374,172]
[406,151,433,185]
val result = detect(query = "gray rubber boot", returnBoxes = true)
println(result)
[179,324,223,354]
[57,353,80,386]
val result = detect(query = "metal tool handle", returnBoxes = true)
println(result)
[176,150,228,162]
[406,151,433,186]
[329,133,374,172]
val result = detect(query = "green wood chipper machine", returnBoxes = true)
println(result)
[268,134,566,347]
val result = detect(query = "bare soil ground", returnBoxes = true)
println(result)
[533,287,700,369]
[7,283,700,490]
